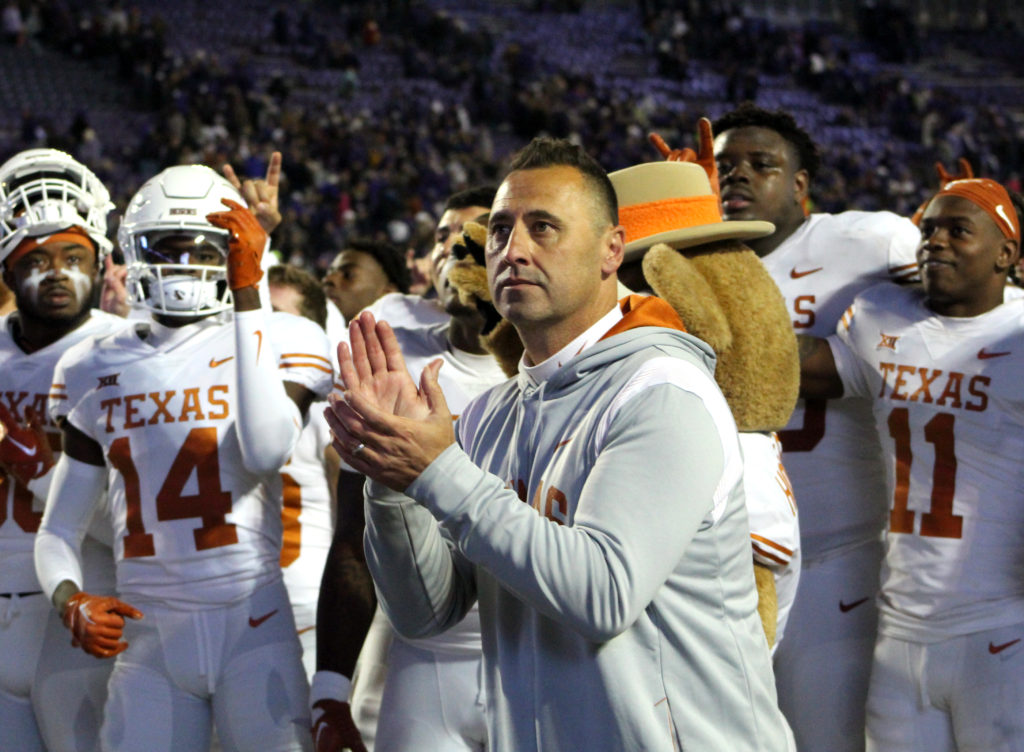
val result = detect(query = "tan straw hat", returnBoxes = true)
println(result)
[609,161,775,262]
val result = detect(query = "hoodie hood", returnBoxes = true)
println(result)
[519,295,717,395]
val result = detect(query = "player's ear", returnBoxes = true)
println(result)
[996,237,1019,273]
[792,168,810,205]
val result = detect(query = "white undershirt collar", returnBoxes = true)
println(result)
[521,304,623,386]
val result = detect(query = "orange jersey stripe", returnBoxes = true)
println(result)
[752,542,789,567]
[280,352,332,365]
[750,533,794,557]
[278,361,333,374]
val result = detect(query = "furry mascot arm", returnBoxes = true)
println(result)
[447,220,525,377]
[647,119,802,648]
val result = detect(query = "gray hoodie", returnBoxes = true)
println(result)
[365,297,793,751]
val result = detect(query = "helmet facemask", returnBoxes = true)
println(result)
[125,229,232,316]
[119,164,245,318]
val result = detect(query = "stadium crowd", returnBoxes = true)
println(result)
[2,1,1023,267]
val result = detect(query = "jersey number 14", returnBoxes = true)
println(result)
[108,427,238,558]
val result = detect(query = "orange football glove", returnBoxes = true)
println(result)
[62,592,143,659]
[311,698,367,752]
[0,403,54,485]
[649,117,720,197]
[205,198,266,290]
[935,158,973,188]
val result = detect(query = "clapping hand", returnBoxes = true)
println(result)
[324,312,454,491]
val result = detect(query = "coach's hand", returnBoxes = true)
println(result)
[325,311,455,492]
[311,698,368,752]
[206,199,266,291]
[62,592,143,659]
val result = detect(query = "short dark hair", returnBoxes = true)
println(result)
[505,137,618,226]
[268,264,328,329]
[344,238,410,294]
[445,185,497,213]
[712,103,821,181]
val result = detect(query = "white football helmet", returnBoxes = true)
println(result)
[0,148,114,266]
[119,165,245,317]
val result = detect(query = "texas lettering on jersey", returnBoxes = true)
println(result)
[98,385,231,432]
[2,390,54,427]
[875,363,990,413]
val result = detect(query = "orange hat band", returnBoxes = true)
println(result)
[619,194,721,246]
[935,178,1020,242]
[6,227,96,268]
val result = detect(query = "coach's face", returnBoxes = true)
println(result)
[486,165,623,360]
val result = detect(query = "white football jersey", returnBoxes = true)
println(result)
[368,293,448,331]
[762,210,921,558]
[831,284,1024,640]
[279,403,334,620]
[331,293,449,350]
[52,311,332,608]
[0,310,127,594]
[328,294,450,415]
[739,431,800,646]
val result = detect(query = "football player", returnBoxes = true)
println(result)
[0,148,127,752]
[798,177,1024,750]
[311,188,499,752]
[268,263,340,683]
[34,165,331,751]
[710,103,921,751]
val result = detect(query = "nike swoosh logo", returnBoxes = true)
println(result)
[4,434,37,457]
[977,349,1011,360]
[209,356,235,368]
[555,435,575,450]
[989,638,1021,655]
[839,597,870,613]
[995,203,1015,234]
[790,266,823,279]
[248,609,279,628]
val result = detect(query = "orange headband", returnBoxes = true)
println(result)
[932,178,1020,242]
[618,194,722,245]
[5,227,96,269]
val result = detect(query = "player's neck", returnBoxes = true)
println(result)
[926,286,1007,318]
[749,215,806,258]
[11,309,90,353]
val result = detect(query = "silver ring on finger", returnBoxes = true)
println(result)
[352,442,367,457]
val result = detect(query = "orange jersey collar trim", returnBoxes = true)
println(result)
[600,294,687,342]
